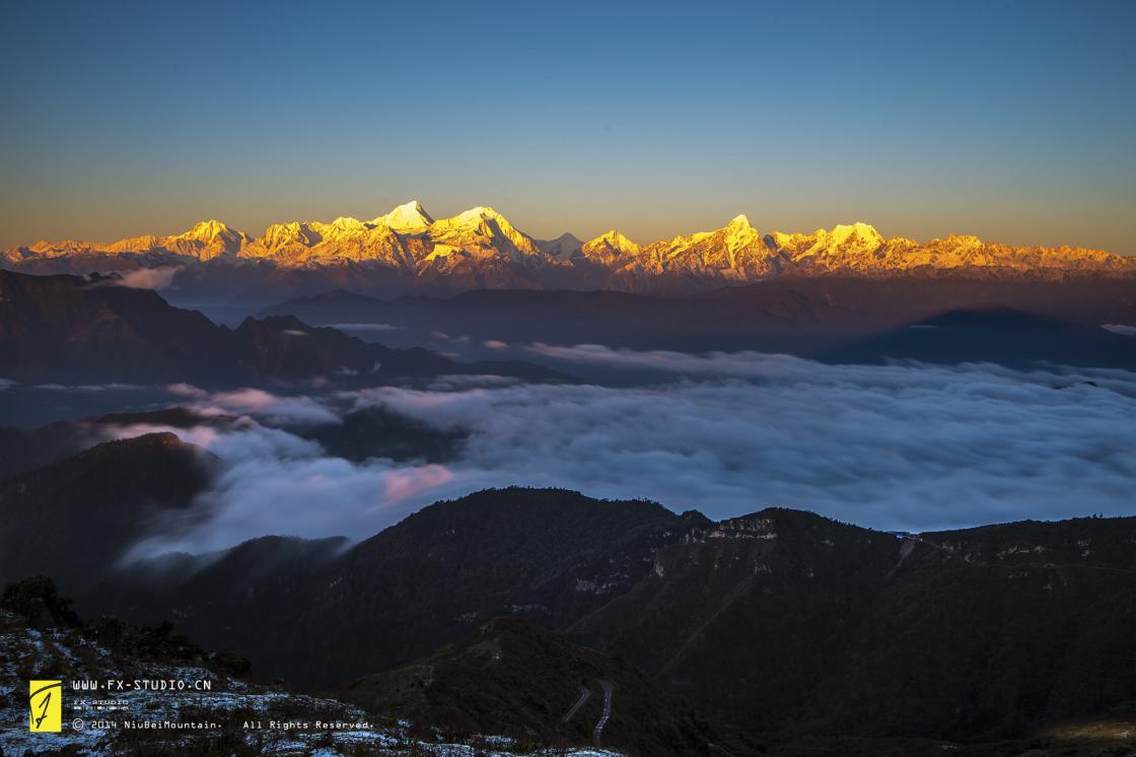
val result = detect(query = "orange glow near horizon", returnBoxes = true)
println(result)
[3,196,1133,256]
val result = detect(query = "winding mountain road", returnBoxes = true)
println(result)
[592,678,613,747]
[561,683,591,724]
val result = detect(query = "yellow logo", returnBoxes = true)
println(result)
[29,680,62,732]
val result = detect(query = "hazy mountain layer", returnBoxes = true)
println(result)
[265,279,1136,369]
[1,578,622,756]
[0,269,561,385]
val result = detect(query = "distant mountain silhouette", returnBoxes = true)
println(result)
[821,308,1136,369]
[0,269,562,385]
[261,277,1136,365]
[0,433,211,590]
[0,269,248,383]
[0,406,234,478]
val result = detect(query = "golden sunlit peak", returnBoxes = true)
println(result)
[373,200,434,231]
[585,229,641,255]
[328,216,366,229]
[179,219,235,240]
[728,214,753,228]
[827,222,883,247]
[454,206,503,223]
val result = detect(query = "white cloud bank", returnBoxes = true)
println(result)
[325,322,403,332]
[1102,323,1136,337]
[104,266,183,289]
[115,350,1136,555]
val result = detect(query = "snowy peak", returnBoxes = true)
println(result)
[373,200,434,232]
[326,216,367,232]
[5,205,1131,281]
[431,206,539,257]
[828,222,883,250]
[722,214,762,252]
[260,221,320,250]
[581,230,642,266]
[767,221,885,264]
[161,219,247,258]
[584,230,640,255]
[451,206,505,226]
[537,232,583,260]
[171,219,246,246]
[633,214,779,277]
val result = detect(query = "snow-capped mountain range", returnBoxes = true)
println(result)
[5,201,1133,293]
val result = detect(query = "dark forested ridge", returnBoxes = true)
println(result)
[3,434,1133,753]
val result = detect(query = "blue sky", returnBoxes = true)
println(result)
[2,0,1134,252]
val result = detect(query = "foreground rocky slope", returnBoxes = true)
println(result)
[0,578,626,756]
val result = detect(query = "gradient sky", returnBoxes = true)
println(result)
[2,0,1134,253]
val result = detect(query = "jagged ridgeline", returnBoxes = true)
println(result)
[5,201,1133,296]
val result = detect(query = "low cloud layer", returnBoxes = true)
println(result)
[169,384,341,425]
[1103,323,1136,337]
[326,322,403,332]
[117,266,183,289]
[114,350,1136,555]
[113,420,455,557]
[81,266,183,290]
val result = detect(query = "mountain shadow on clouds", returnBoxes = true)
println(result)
[261,277,1136,363]
[821,308,1136,369]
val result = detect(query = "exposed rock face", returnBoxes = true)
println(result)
[580,229,641,265]
[6,202,1133,293]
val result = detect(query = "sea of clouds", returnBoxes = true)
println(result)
[90,347,1136,556]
